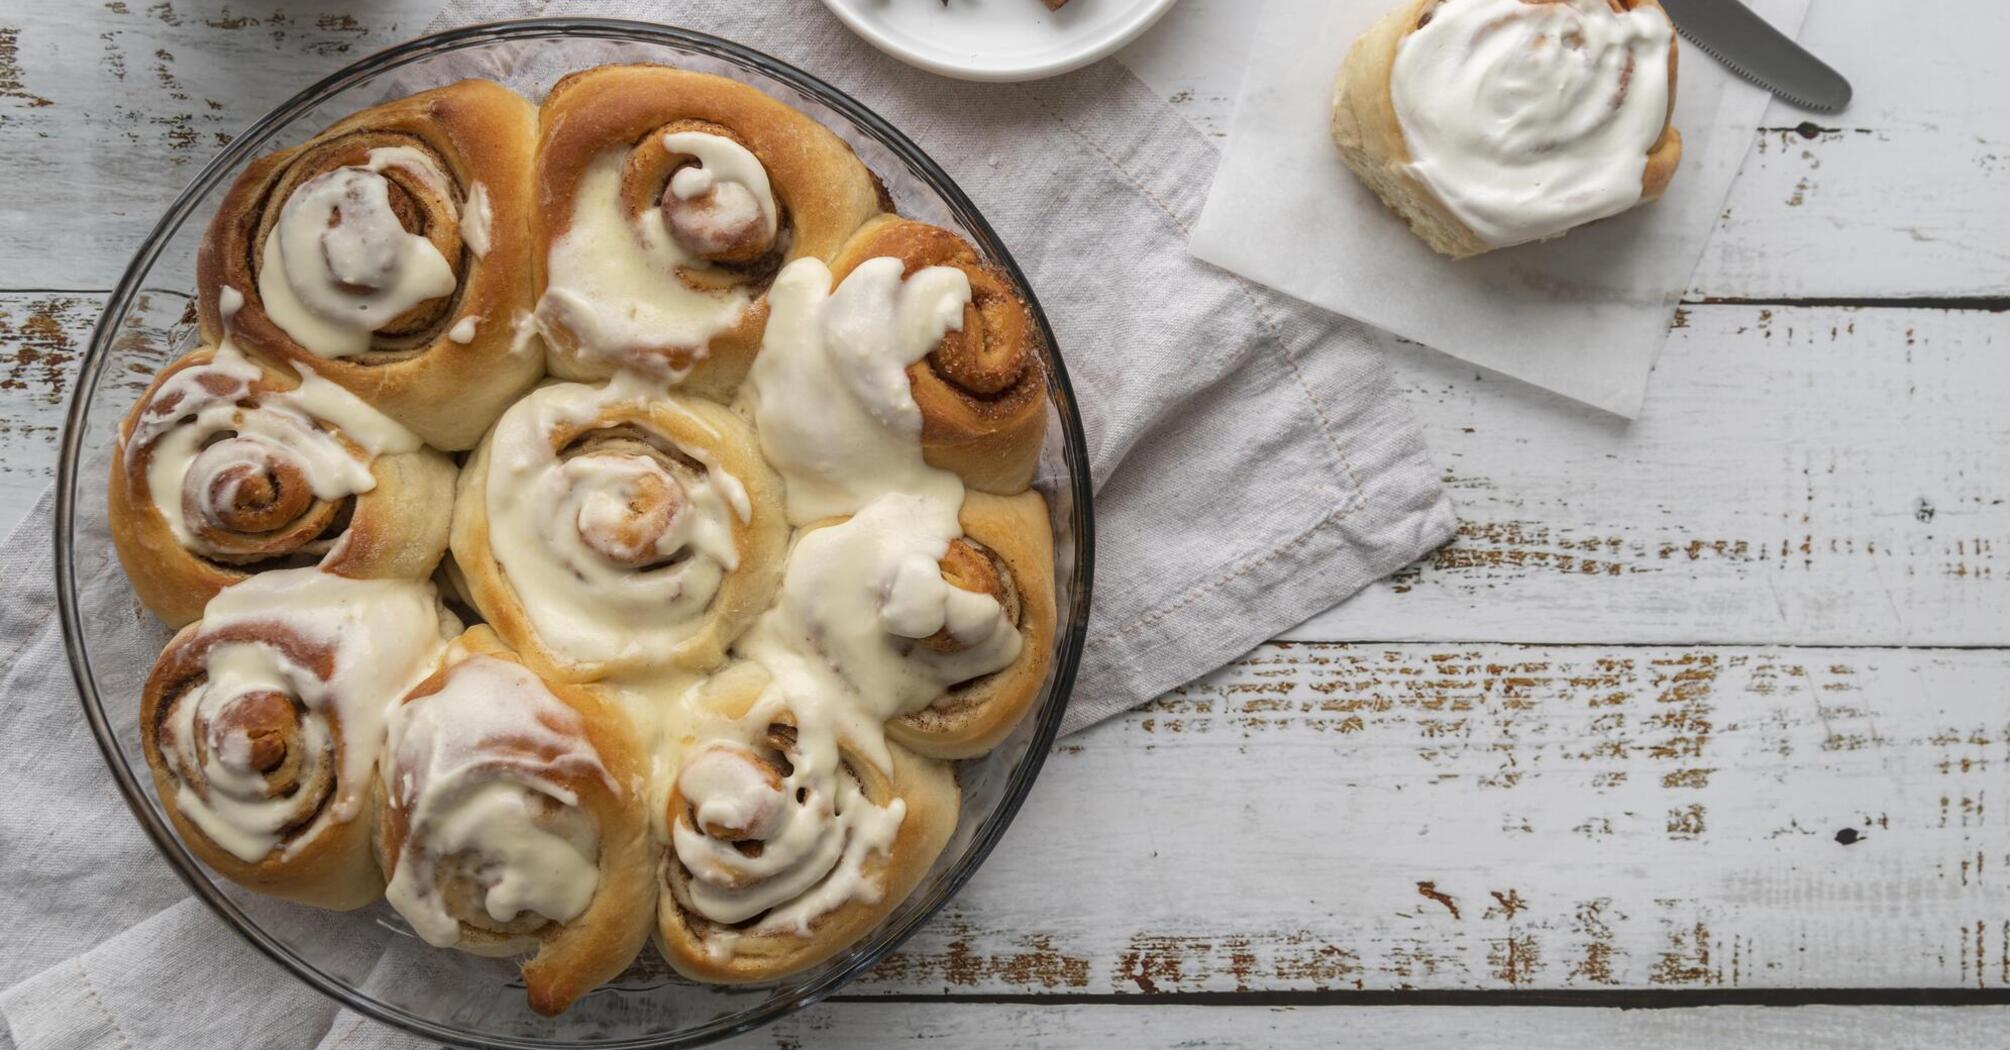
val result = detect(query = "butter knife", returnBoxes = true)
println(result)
[1659,0,1852,112]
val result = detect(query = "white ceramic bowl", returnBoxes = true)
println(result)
[820,0,1180,82]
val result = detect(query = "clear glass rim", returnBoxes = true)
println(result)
[53,17,1095,1050]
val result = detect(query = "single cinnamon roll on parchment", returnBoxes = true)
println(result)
[450,377,788,683]
[378,627,654,1016]
[197,79,541,449]
[531,64,885,397]
[654,665,958,983]
[140,568,456,909]
[1331,0,1682,258]
[827,217,1048,496]
[109,343,455,627]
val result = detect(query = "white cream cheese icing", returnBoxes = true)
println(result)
[746,257,971,525]
[162,569,453,862]
[128,323,422,555]
[381,655,614,948]
[536,133,779,378]
[461,181,493,258]
[1390,0,1674,248]
[481,375,751,667]
[257,148,461,357]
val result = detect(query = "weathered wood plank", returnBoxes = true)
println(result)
[838,642,2009,994]
[707,1003,2010,1049]
[1690,0,2010,299]
[0,290,187,538]
[1124,0,2010,299]
[1296,303,2010,647]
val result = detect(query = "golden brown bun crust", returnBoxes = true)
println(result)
[1330,0,1682,259]
[197,79,542,450]
[141,620,386,910]
[887,490,1057,759]
[109,347,456,628]
[533,64,886,397]
[449,386,787,682]
[377,627,658,1016]
[655,734,959,983]
[830,216,1049,495]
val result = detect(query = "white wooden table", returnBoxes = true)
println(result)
[2,1,2006,1045]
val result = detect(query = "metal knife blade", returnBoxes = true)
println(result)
[1659,0,1852,113]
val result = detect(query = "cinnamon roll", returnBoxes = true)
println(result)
[885,491,1057,759]
[197,79,541,449]
[109,340,456,628]
[735,494,1033,754]
[827,217,1047,496]
[1331,0,1682,257]
[531,65,885,397]
[140,568,456,909]
[450,377,787,682]
[378,627,654,1016]
[655,666,958,983]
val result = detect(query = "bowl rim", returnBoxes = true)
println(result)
[815,0,1182,83]
[54,16,1094,1050]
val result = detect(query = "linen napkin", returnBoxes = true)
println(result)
[1192,0,1810,417]
[0,1,1454,1045]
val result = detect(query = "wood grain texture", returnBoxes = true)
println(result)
[701,1004,2010,1049]
[1300,305,2010,646]
[840,643,2009,995]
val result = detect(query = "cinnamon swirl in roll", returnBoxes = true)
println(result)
[109,340,456,627]
[197,80,541,449]
[140,569,456,909]
[378,627,654,1016]
[827,217,1047,496]
[1331,0,1682,257]
[450,377,787,683]
[655,665,958,983]
[531,65,884,397]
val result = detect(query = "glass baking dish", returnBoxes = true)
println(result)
[54,18,1092,1049]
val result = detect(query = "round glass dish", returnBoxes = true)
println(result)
[55,18,1092,1050]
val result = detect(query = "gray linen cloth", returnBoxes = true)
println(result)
[0,1,1454,1045]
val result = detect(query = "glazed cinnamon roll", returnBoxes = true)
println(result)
[531,65,884,397]
[885,491,1057,759]
[1331,0,1682,257]
[451,377,787,682]
[197,79,541,449]
[378,627,654,1016]
[109,341,456,627]
[737,493,1032,742]
[827,217,1047,496]
[140,569,456,909]
[655,666,958,982]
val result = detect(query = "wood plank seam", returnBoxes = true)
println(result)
[829,989,2010,1007]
